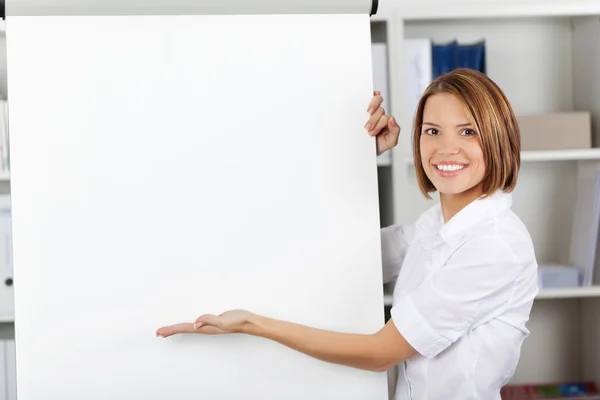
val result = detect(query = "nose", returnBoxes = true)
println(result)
[437,134,460,156]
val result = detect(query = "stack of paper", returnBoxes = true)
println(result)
[0,100,8,178]
[0,339,17,400]
[403,39,432,124]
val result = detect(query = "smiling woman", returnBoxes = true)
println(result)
[157,68,539,400]
[413,68,521,221]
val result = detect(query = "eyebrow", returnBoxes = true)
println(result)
[421,122,473,128]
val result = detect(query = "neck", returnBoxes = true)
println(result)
[439,184,483,223]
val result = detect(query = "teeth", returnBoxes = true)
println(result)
[437,164,465,172]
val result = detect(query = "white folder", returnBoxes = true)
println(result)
[0,269,13,323]
[0,340,6,400]
[372,42,392,166]
[0,195,12,323]
[403,39,432,125]
[4,340,15,400]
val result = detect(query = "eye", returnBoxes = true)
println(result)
[461,128,477,136]
[424,128,439,135]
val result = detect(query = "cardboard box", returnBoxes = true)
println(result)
[516,111,591,151]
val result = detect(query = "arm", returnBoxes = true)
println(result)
[157,311,418,372]
[243,314,417,372]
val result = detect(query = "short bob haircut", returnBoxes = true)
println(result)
[412,68,521,199]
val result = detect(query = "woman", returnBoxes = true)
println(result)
[156,68,539,399]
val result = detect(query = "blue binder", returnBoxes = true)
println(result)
[431,39,486,78]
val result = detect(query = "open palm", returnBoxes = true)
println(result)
[156,309,251,338]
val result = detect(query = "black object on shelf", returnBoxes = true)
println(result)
[371,0,378,16]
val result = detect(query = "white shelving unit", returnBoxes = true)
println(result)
[372,0,600,392]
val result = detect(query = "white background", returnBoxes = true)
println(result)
[6,14,387,399]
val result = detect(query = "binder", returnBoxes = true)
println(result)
[432,40,458,78]
[569,163,600,286]
[0,195,12,323]
[456,40,486,73]
[0,340,6,400]
[4,340,15,400]
[0,265,12,323]
[431,39,486,79]
[403,39,432,121]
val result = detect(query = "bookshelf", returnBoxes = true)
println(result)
[377,0,600,394]
[0,19,9,348]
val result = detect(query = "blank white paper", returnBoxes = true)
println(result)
[6,13,387,400]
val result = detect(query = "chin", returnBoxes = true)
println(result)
[437,187,469,196]
[436,182,482,197]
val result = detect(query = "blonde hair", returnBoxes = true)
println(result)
[412,68,520,199]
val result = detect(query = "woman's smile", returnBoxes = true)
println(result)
[433,162,470,177]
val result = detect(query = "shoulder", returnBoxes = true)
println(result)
[466,208,535,258]
[448,208,538,282]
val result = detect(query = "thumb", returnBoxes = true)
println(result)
[388,116,397,131]
[194,314,218,329]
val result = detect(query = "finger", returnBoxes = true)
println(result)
[156,323,195,338]
[365,107,384,133]
[367,94,383,115]
[387,117,401,144]
[369,114,390,136]
[156,328,172,338]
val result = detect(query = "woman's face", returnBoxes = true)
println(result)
[419,93,485,198]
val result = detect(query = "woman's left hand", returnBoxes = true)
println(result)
[156,309,253,338]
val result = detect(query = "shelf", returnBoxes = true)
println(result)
[0,316,13,323]
[403,148,600,166]
[397,0,600,20]
[535,285,600,300]
[383,286,600,306]
[384,294,392,306]
[520,148,600,162]
[376,153,392,167]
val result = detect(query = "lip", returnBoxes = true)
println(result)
[432,162,469,178]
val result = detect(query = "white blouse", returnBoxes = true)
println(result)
[382,190,539,400]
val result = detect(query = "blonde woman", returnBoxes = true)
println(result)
[157,68,538,400]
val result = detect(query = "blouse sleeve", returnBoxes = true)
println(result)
[380,223,415,284]
[390,235,523,358]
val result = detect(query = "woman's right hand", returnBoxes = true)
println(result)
[365,91,400,156]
